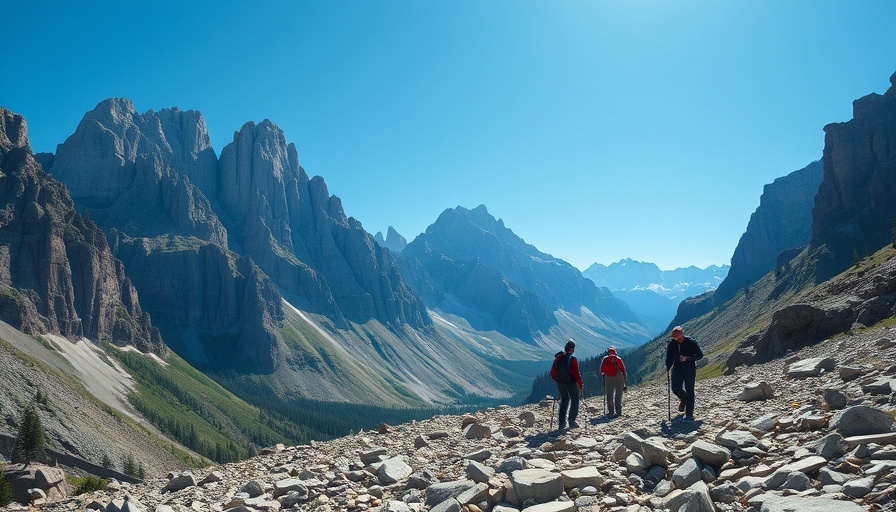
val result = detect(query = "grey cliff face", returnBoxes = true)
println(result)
[812,71,896,279]
[0,108,163,354]
[50,98,226,244]
[218,121,430,329]
[48,101,431,374]
[713,160,824,305]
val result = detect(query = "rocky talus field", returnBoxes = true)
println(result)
[9,326,896,512]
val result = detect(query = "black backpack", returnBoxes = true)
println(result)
[555,352,574,383]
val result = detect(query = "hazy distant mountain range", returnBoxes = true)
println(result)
[582,260,729,336]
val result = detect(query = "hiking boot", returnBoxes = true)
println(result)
[569,421,580,428]
[558,422,566,430]
[678,400,685,413]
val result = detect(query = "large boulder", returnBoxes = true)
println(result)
[640,437,672,468]
[3,464,70,504]
[690,440,731,468]
[830,405,894,437]
[787,357,837,379]
[737,381,774,401]
[510,469,564,505]
[377,456,413,485]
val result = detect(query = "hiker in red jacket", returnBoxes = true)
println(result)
[550,340,584,429]
[600,346,627,417]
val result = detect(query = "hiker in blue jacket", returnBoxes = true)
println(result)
[665,326,703,420]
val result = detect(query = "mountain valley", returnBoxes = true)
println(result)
[0,68,894,512]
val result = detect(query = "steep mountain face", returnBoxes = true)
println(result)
[47,100,276,370]
[713,160,824,304]
[583,259,729,336]
[0,108,162,354]
[374,226,407,253]
[668,160,825,328]
[50,99,226,244]
[42,100,515,406]
[401,205,649,349]
[812,72,896,280]
[217,121,429,329]
[48,102,429,369]
[628,71,896,384]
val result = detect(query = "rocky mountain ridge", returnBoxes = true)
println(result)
[16,324,896,512]
[582,260,728,299]
[398,205,650,354]
[0,108,162,354]
[665,71,896,337]
[41,99,516,407]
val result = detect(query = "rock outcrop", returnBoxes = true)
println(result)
[812,71,896,280]
[724,242,896,372]
[50,98,226,244]
[0,108,162,353]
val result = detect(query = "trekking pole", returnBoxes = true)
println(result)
[666,370,671,421]
[548,395,555,432]
[602,376,606,417]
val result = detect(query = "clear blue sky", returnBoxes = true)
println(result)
[2,1,894,271]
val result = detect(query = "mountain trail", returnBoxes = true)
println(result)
[19,325,896,511]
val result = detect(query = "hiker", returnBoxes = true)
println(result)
[550,340,584,429]
[600,346,627,417]
[665,326,704,420]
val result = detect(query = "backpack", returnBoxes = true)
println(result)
[555,352,574,383]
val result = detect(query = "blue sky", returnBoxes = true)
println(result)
[2,1,894,271]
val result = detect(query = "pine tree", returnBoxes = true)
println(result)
[122,454,137,477]
[101,454,113,469]
[0,464,13,507]
[11,404,45,465]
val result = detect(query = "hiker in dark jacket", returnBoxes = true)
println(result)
[550,339,584,429]
[600,346,627,417]
[665,326,704,420]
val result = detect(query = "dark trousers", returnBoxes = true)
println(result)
[556,380,580,427]
[670,364,697,417]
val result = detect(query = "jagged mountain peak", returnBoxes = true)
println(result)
[0,108,30,157]
[375,226,408,253]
